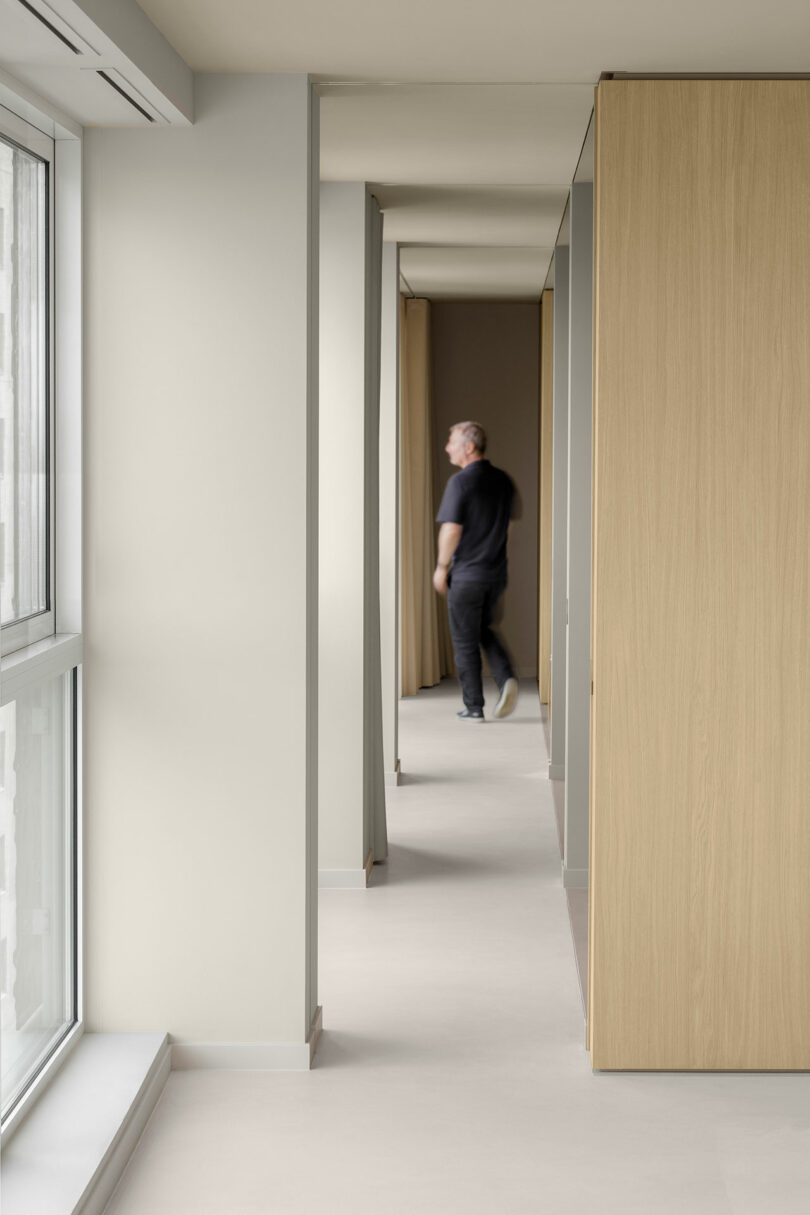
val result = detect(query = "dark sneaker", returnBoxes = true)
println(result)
[493,677,518,719]
[457,708,484,723]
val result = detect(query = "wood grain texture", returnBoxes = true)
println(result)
[538,289,554,704]
[590,80,810,1070]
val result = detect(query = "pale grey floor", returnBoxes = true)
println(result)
[105,679,810,1214]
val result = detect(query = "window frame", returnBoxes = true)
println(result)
[0,94,83,1144]
[0,106,56,654]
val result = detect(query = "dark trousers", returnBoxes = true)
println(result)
[447,579,514,710]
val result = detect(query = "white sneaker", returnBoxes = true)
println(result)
[493,677,518,719]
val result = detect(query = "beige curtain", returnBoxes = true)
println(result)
[400,297,443,695]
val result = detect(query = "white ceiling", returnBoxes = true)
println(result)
[319,84,595,187]
[129,3,810,295]
[399,247,552,300]
[318,81,592,296]
[135,0,810,83]
[370,185,568,248]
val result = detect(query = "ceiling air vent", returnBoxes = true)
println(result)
[14,0,80,53]
[78,66,168,125]
[96,70,156,123]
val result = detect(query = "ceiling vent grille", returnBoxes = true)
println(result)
[15,0,80,54]
[96,71,156,123]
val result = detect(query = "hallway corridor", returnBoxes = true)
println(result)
[106,681,810,1214]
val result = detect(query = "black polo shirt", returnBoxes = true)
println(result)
[436,459,517,584]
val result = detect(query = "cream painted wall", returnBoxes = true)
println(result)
[83,75,319,1050]
[431,302,540,678]
[319,183,386,875]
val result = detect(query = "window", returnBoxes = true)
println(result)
[0,101,80,1133]
[0,669,76,1117]
[0,120,53,655]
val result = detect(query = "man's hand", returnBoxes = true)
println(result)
[435,522,462,595]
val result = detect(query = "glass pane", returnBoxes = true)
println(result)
[0,670,74,1118]
[0,136,48,627]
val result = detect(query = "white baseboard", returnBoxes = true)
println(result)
[172,1006,323,1071]
[548,762,565,780]
[319,847,373,889]
[385,759,401,786]
[319,868,368,889]
[562,863,589,890]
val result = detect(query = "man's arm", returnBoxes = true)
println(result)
[433,522,462,595]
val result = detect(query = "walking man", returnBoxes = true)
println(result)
[433,421,519,722]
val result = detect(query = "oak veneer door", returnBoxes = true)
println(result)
[538,288,554,705]
[589,80,810,1070]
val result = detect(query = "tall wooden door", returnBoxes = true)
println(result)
[590,79,810,1070]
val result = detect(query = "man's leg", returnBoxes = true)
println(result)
[447,581,486,710]
[480,581,515,690]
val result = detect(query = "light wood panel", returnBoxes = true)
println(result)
[538,289,554,704]
[590,80,810,1070]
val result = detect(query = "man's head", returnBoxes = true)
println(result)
[446,421,487,469]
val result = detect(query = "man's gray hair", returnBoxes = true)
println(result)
[452,420,487,454]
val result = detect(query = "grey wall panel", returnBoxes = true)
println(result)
[379,243,400,783]
[549,244,569,781]
[319,184,386,876]
[564,183,593,888]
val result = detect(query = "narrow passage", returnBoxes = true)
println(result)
[106,679,810,1215]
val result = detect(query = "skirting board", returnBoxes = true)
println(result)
[549,762,565,780]
[385,759,402,786]
[319,868,368,889]
[319,848,374,889]
[562,862,589,890]
[172,1005,323,1071]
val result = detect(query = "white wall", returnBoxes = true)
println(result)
[83,75,319,1058]
[319,183,387,879]
[379,243,400,784]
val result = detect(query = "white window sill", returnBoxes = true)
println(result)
[2,1032,170,1215]
[1,632,82,703]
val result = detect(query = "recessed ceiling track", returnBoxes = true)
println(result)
[15,0,79,54]
[96,71,156,123]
